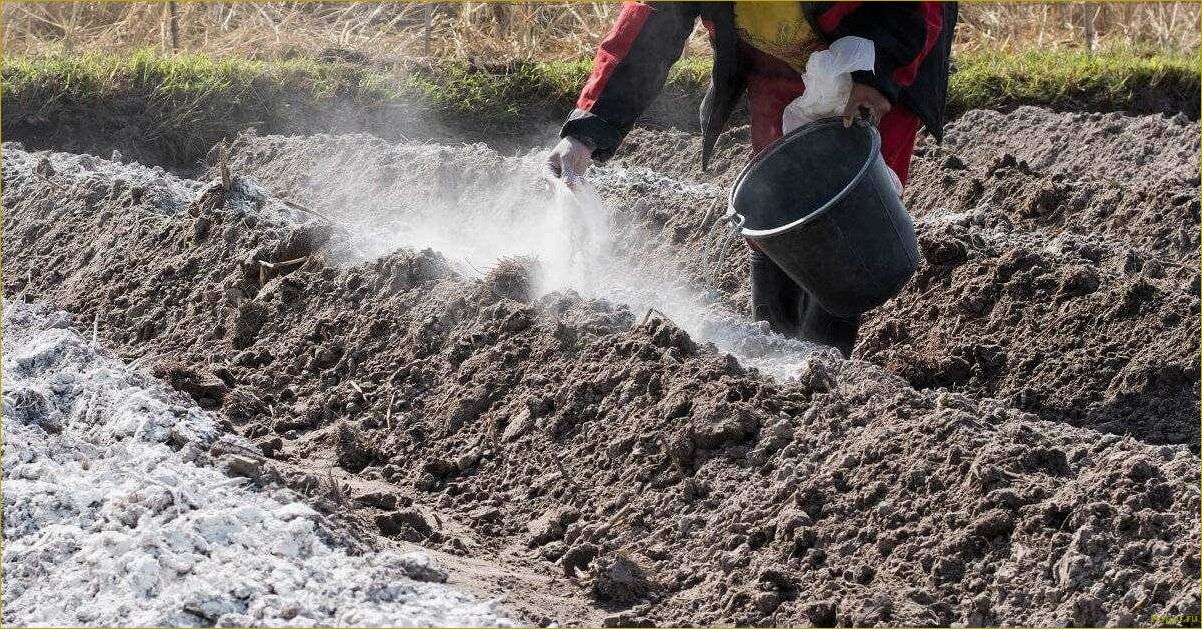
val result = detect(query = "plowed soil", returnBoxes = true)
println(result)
[3,105,1199,627]
[610,107,1202,449]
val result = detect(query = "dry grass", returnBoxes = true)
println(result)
[3,2,1198,62]
[955,2,1198,53]
[0,2,628,61]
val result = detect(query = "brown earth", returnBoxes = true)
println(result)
[607,107,1202,449]
[2,106,1200,627]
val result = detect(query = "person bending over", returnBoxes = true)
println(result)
[548,1,957,357]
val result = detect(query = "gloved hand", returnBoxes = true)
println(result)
[842,83,891,127]
[547,136,593,181]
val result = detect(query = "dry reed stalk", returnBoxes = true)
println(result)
[1,2,1196,60]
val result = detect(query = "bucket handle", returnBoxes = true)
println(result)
[849,109,876,129]
[704,116,875,288]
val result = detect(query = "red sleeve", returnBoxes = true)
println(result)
[563,2,699,160]
[577,2,654,111]
[818,1,863,33]
[891,2,944,87]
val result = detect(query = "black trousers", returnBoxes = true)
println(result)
[748,249,860,358]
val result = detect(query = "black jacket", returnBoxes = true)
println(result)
[563,1,958,169]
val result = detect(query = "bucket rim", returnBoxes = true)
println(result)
[730,117,881,238]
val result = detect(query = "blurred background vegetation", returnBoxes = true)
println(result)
[3,2,1197,60]
[3,2,1197,166]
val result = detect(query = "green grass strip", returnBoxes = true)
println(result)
[6,47,1195,122]
[948,47,1200,114]
[3,47,1196,164]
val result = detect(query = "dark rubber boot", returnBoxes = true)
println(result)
[749,249,801,338]
[797,289,861,358]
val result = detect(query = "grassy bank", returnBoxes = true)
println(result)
[949,48,1200,116]
[2,51,411,165]
[3,48,1197,166]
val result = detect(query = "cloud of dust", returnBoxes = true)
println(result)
[327,151,831,380]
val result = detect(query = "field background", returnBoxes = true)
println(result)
[3,2,1199,59]
[3,2,1199,166]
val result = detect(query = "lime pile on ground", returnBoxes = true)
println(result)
[1,299,512,627]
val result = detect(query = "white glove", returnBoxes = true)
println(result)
[547,136,593,183]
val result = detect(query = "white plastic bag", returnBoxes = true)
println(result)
[782,36,904,196]
[781,36,876,134]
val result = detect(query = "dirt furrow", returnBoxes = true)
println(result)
[217,109,1201,450]
[3,128,1199,626]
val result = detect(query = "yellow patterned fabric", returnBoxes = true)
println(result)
[733,1,822,72]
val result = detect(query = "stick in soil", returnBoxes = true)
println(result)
[34,172,67,193]
[265,256,311,271]
[386,366,404,384]
[277,196,337,224]
[699,195,721,229]
[553,456,581,490]
[219,141,232,192]
[641,307,675,327]
[127,351,169,372]
[327,466,348,507]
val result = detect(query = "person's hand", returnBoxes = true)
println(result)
[842,83,891,127]
[547,136,593,181]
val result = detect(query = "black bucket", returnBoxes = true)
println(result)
[730,117,919,318]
